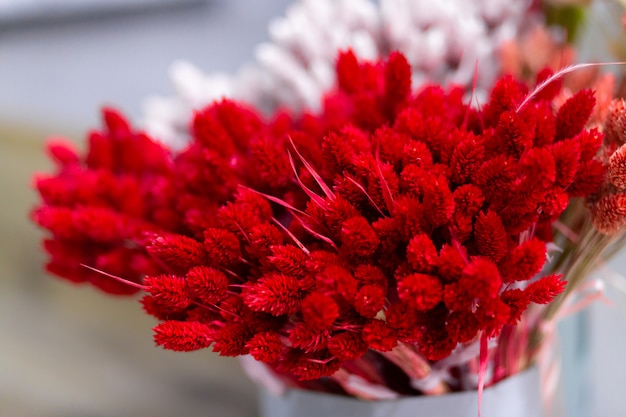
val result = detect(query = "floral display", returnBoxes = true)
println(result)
[33,47,626,402]
[142,0,534,150]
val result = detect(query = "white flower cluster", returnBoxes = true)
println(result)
[143,0,531,150]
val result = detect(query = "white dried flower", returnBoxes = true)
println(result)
[142,0,532,150]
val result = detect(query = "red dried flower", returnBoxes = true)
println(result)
[525,274,566,304]
[406,233,439,273]
[246,331,283,363]
[362,319,397,352]
[301,292,339,330]
[146,234,206,273]
[555,89,596,141]
[153,321,213,352]
[474,211,508,262]
[397,273,443,311]
[203,228,242,266]
[328,332,368,361]
[353,284,386,318]
[186,266,229,305]
[242,273,302,316]
[499,238,546,282]
[144,274,192,311]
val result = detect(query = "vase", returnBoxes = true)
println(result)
[258,367,543,417]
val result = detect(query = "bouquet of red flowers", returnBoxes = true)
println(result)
[32,49,626,412]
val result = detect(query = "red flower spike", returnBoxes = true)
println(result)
[385,304,420,341]
[374,126,409,168]
[234,188,274,222]
[328,332,368,361]
[354,284,386,318]
[494,111,534,158]
[446,311,480,344]
[242,273,302,316]
[400,165,432,197]
[576,129,604,162]
[144,274,192,311]
[474,298,511,337]
[384,52,412,114]
[213,99,263,150]
[552,139,581,188]
[269,245,309,278]
[529,101,557,147]
[354,264,388,290]
[203,228,241,266]
[397,273,443,311]
[453,184,485,216]
[72,207,126,243]
[500,289,531,324]
[474,211,508,262]
[212,322,254,356]
[45,139,80,166]
[482,75,527,127]
[250,135,292,188]
[437,244,467,283]
[422,179,455,227]
[146,234,206,273]
[248,223,284,258]
[525,274,566,304]
[301,292,339,330]
[305,250,344,274]
[336,49,362,94]
[141,295,186,321]
[362,319,398,351]
[102,107,132,137]
[316,265,358,301]
[474,155,518,199]
[402,139,433,168]
[219,294,247,319]
[246,331,283,363]
[609,145,626,189]
[499,238,547,282]
[32,206,80,241]
[153,320,213,352]
[185,306,222,324]
[289,323,329,353]
[322,127,371,173]
[291,354,342,381]
[533,67,563,103]
[192,107,236,156]
[567,159,607,197]
[415,325,456,361]
[555,89,596,141]
[340,216,380,258]
[540,188,570,220]
[186,266,229,305]
[449,135,485,184]
[520,147,556,187]
[461,257,502,300]
[406,233,438,273]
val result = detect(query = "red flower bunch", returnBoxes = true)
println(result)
[34,51,608,388]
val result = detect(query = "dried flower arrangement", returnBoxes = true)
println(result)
[32,45,626,403]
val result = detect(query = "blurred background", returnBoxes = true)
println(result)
[0,1,625,416]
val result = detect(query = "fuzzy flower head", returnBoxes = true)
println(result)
[35,51,607,384]
[143,0,534,149]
